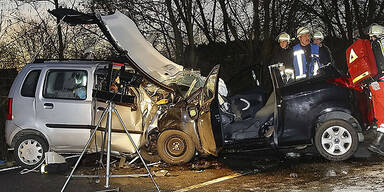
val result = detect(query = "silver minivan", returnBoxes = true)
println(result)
[6,61,154,168]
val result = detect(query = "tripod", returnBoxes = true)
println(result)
[61,100,160,192]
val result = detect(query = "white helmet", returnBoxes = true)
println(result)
[368,23,384,38]
[278,32,290,43]
[313,31,324,40]
[296,26,310,38]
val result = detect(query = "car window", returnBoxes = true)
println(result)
[43,70,88,100]
[21,70,41,97]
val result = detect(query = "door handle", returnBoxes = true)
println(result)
[44,103,54,109]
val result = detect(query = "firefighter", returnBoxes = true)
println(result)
[312,31,333,65]
[292,27,321,80]
[272,32,293,69]
[367,23,384,156]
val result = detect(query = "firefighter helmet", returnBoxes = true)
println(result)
[368,23,384,38]
[313,31,324,40]
[296,27,310,38]
[277,32,290,43]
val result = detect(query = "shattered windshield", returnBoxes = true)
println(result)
[163,70,205,98]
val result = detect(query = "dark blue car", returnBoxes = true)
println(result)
[156,64,372,165]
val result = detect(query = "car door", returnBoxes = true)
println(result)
[197,65,224,156]
[35,66,92,152]
[268,64,285,147]
[12,67,42,135]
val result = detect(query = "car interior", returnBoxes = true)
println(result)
[219,86,275,141]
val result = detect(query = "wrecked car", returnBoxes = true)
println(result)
[156,64,372,164]
[6,8,214,168]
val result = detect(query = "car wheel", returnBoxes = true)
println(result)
[315,119,358,161]
[14,134,48,169]
[157,130,195,165]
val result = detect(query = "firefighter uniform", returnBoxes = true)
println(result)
[366,24,384,156]
[292,43,321,79]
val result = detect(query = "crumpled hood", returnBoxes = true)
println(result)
[100,11,184,83]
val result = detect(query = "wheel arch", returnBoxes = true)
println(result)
[11,129,50,149]
[315,110,364,142]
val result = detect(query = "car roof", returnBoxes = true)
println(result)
[25,60,112,69]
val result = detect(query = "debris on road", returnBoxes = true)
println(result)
[96,187,120,192]
[289,173,298,178]
[326,169,337,177]
[286,152,301,158]
[119,157,126,168]
[191,160,221,170]
[152,169,169,177]
[0,166,21,172]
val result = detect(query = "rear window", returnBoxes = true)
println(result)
[43,70,88,100]
[21,70,41,97]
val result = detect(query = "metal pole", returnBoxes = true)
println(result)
[99,124,107,167]
[61,105,108,192]
[114,108,160,191]
[105,101,113,188]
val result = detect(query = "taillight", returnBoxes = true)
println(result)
[7,98,12,120]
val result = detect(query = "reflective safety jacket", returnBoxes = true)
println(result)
[293,43,320,79]
[371,38,384,77]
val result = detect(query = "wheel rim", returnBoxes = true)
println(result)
[18,139,44,165]
[321,125,352,156]
[165,135,186,157]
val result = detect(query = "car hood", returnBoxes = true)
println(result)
[49,8,184,89]
[99,11,184,82]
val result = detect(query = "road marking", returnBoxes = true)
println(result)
[174,172,245,192]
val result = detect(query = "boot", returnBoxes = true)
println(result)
[368,132,384,156]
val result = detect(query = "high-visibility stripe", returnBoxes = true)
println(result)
[294,50,305,76]
[313,58,320,75]
[379,39,384,56]
[353,71,369,83]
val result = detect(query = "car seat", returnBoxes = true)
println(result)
[224,91,275,140]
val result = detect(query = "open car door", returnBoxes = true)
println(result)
[268,64,285,147]
[197,65,224,156]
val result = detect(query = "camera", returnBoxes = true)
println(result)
[93,62,143,106]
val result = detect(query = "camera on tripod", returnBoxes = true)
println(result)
[93,62,143,106]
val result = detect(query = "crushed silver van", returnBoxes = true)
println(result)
[6,9,223,168]
[5,61,149,168]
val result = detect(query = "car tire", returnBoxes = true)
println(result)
[14,134,49,169]
[139,146,161,163]
[315,119,358,161]
[157,130,195,165]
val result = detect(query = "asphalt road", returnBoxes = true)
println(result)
[1,141,384,192]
